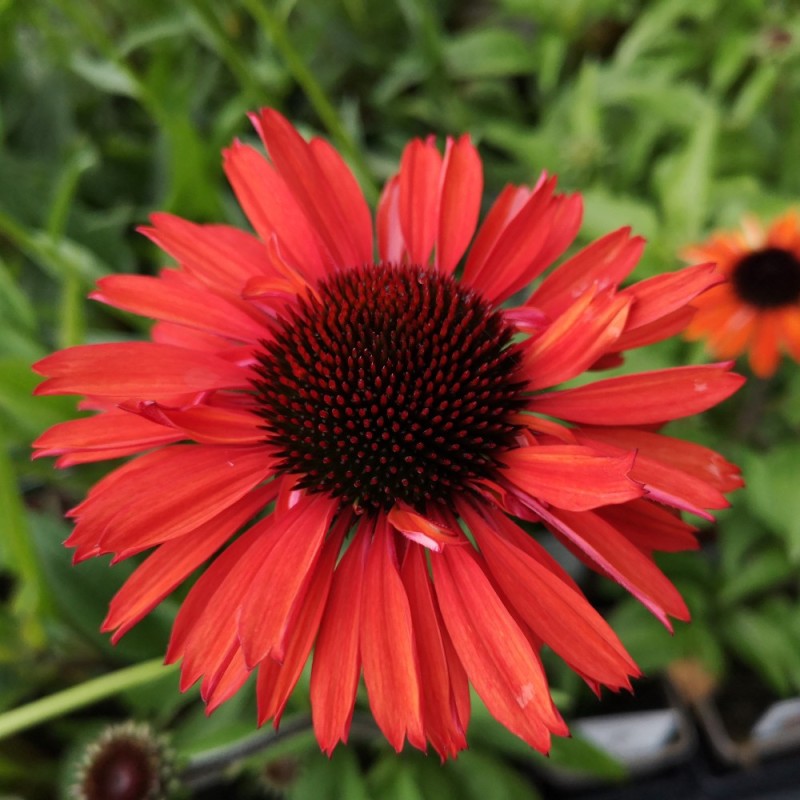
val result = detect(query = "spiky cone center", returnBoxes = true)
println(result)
[73,722,174,800]
[253,263,528,514]
[731,246,800,308]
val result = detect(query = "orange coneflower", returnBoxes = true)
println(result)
[683,212,800,377]
[34,109,743,759]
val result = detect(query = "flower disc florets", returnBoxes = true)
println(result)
[253,262,528,513]
[731,246,800,308]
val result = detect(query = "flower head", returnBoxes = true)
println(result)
[34,110,743,759]
[683,212,800,377]
[72,722,174,800]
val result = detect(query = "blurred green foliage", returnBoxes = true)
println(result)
[2,0,800,797]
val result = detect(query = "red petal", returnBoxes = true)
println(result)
[33,411,183,464]
[462,177,559,304]
[256,516,348,726]
[238,493,338,667]
[522,289,630,390]
[398,137,442,266]
[166,519,275,690]
[464,184,531,283]
[223,141,329,281]
[33,343,251,399]
[361,519,425,752]
[377,175,404,263]
[309,137,373,264]
[67,445,273,559]
[577,427,742,494]
[250,109,371,268]
[501,445,643,511]
[436,135,483,274]
[204,648,251,714]
[140,213,271,294]
[91,272,266,342]
[527,228,644,317]
[460,502,638,689]
[433,545,566,754]
[539,503,690,628]
[401,544,468,759]
[102,484,277,642]
[597,499,699,553]
[529,363,745,425]
[388,501,461,552]
[311,523,370,754]
[129,402,264,445]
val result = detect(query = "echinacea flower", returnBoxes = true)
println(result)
[34,109,744,759]
[683,211,800,377]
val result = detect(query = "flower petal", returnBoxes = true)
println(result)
[223,141,329,281]
[522,289,630,390]
[501,445,643,511]
[140,213,271,294]
[67,445,274,559]
[398,137,442,266]
[529,363,745,425]
[102,484,277,643]
[32,411,184,465]
[238,493,338,667]
[401,544,469,759]
[461,501,639,689]
[128,402,265,445]
[33,343,251,399]
[256,516,348,727]
[250,109,371,268]
[534,501,689,629]
[526,228,644,317]
[436,134,483,274]
[361,519,425,752]
[377,175,404,263]
[311,523,370,754]
[388,501,461,552]
[91,272,266,342]
[433,544,566,753]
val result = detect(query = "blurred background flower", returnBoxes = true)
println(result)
[2,0,800,798]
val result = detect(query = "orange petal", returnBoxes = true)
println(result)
[361,519,425,752]
[388,501,461,552]
[462,502,638,689]
[257,515,348,726]
[529,363,745,425]
[501,445,643,511]
[238,493,338,667]
[432,544,566,754]
[401,544,468,759]
[311,523,370,754]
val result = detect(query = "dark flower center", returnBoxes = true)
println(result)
[82,740,156,800]
[253,263,528,514]
[731,247,800,308]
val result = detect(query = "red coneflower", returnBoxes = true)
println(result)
[34,110,743,759]
[683,212,800,377]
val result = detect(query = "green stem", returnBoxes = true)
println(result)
[241,0,378,204]
[181,712,380,790]
[0,659,176,740]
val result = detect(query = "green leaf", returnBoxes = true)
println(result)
[652,104,718,240]
[444,28,537,80]
[450,750,541,800]
[719,547,793,606]
[744,446,800,562]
